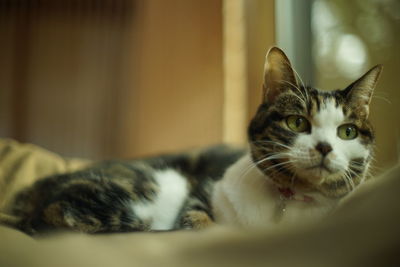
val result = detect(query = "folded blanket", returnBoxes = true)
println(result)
[0,139,398,267]
[0,139,90,212]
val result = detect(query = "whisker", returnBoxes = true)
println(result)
[372,95,391,105]
[267,161,298,182]
[252,140,292,150]
[261,159,297,173]
[290,65,310,102]
[238,153,291,179]
[339,170,351,192]
[252,155,292,172]
[344,169,358,189]
[364,164,381,175]
[277,80,307,105]
[280,60,309,105]
[346,166,362,176]
[237,160,260,181]
[327,158,355,192]
[342,171,353,192]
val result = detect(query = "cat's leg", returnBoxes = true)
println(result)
[41,200,148,234]
[178,197,215,230]
[180,210,215,230]
[0,213,22,229]
[33,180,152,234]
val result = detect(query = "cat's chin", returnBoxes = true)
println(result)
[296,166,341,186]
[293,158,344,185]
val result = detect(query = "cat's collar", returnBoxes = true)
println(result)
[278,187,314,203]
[274,187,315,223]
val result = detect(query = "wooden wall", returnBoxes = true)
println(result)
[116,0,225,158]
[0,0,275,159]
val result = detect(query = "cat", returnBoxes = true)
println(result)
[212,47,382,229]
[1,145,244,234]
[0,47,382,235]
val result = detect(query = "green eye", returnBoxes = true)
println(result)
[286,115,310,133]
[337,124,358,140]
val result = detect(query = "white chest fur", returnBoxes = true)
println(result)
[212,154,338,229]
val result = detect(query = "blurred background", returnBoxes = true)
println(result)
[0,0,398,172]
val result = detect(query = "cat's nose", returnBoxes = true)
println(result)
[315,142,332,156]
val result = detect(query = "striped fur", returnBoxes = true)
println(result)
[1,47,382,234]
[212,47,383,229]
[2,145,244,235]
[248,47,382,198]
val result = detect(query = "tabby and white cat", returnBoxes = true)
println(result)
[213,47,382,228]
[2,146,243,234]
[1,47,382,234]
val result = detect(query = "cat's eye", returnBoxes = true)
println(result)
[286,115,310,133]
[337,124,358,140]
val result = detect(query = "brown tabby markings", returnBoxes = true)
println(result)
[181,210,215,230]
[2,145,244,235]
[248,47,381,199]
[248,87,375,197]
[0,46,382,234]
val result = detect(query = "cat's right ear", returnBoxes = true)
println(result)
[263,47,299,103]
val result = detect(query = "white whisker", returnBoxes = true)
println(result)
[238,152,291,179]
[372,95,391,105]
[290,65,310,102]
[252,140,292,150]
[261,159,297,173]
[277,80,307,105]
[342,172,353,192]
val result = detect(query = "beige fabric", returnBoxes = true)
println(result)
[0,139,90,212]
[0,138,398,266]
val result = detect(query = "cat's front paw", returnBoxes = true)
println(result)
[181,210,215,230]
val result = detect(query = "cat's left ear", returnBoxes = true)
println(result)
[342,65,383,115]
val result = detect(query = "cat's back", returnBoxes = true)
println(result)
[5,144,244,234]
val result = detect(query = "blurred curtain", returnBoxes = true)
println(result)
[0,0,276,159]
[0,0,133,158]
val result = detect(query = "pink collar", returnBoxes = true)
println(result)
[278,187,314,203]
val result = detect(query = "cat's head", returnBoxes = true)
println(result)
[248,47,382,198]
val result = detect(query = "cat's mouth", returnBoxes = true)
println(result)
[306,162,333,174]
